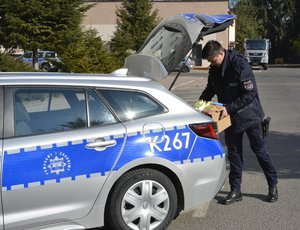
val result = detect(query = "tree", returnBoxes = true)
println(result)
[234,0,295,62]
[234,0,261,52]
[254,0,294,43]
[253,0,294,61]
[110,0,160,62]
[60,29,119,73]
[0,0,91,69]
[0,53,34,72]
[293,0,300,38]
[288,0,300,62]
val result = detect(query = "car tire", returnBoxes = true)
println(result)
[106,168,178,230]
[182,65,190,73]
[263,64,268,70]
[41,63,51,72]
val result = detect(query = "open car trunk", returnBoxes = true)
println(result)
[124,13,235,81]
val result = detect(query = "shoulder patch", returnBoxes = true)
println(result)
[243,80,253,91]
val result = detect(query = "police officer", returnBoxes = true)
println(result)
[199,40,278,204]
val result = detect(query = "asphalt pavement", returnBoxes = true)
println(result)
[162,68,300,230]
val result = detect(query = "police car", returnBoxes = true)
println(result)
[0,13,234,230]
[17,51,61,72]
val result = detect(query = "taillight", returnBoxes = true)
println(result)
[189,123,218,139]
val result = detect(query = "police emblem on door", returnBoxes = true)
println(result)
[43,152,71,175]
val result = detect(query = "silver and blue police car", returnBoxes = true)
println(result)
[0,13,234,230]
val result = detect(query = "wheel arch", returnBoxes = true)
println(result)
[84,158,186,228]
[104,162,185,222]
[182,65,190,72]
[125,163,184,215]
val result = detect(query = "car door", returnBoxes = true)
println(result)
[2,86,126,229]
[0,87,4,230]
[19,52,32,64]
[37,52,46,66]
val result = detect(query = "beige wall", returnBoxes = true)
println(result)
[82,1,234,67]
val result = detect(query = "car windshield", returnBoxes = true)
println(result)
[246,40,266,50]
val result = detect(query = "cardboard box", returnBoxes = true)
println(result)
[201,104,231,133]
[194,100,231,133]
[210,110,231,133]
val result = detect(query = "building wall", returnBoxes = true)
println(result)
[82,1,235,67]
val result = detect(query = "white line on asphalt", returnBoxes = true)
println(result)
[172,80,195,90]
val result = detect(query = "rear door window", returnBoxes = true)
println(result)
[100,89,165,121]
[87,90,117,127]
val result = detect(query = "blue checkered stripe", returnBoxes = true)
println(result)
[2,125,224,191]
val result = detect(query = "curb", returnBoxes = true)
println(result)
[269,64,300,68]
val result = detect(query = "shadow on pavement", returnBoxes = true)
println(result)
[219,130,300,180]
[244,131,300,180]
[215,190,266,203]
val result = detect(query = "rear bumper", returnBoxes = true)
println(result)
[179,154,226,210]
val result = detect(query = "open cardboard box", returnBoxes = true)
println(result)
[209,110,231,133]
[194,100,231,133]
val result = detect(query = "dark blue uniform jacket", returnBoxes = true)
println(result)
[200,50,264,132]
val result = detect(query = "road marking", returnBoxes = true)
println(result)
[172,80,195,90]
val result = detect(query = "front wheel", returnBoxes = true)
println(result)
[106,168,178,230]
[263,64,268,70]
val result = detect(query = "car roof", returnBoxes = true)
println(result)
[0,72,160,89]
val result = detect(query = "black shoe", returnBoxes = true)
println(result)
[267,186,278,202]
[222,190,242,205]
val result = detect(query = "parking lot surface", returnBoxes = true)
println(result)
[163,68,300,230]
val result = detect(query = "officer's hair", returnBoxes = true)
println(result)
[201,40,224,59]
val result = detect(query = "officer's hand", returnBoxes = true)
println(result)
[220,107,228,119]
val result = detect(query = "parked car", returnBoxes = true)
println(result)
[174,57,195,72]
[17,50,61,72]
[0,13,234,230]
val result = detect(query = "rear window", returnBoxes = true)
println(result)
[23,52,32,58]
[100,89,165,121]
[45,52,56,58]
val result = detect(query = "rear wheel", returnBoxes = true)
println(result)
[106,168,178,230]
[41,63,51,72]
[181,65,190,72]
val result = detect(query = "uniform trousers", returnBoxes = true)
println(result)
[224,122,278,191]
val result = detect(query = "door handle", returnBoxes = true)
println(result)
[85,138,116,151]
